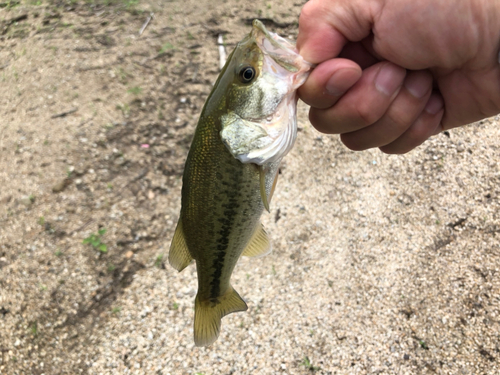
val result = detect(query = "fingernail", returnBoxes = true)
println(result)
[425,94,444,115]
[375,63,406,96]
[404,73,431,98]
[325,73,347,96]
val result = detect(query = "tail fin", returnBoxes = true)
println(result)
[194,286,248,347]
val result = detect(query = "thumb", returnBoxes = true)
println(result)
[297,0,377,64]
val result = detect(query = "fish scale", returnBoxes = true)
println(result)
[169,19,312,347]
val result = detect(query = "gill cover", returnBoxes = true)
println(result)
[220,20,313,166]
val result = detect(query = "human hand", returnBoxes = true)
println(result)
[297,0,500,153]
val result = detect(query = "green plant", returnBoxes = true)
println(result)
[123,0,138,9]
[38,216,45,226]
[159,42,174,53]
[116,103,130,117]
[172,302,179,310]
[111,306,121,314]
[154,253,164,268]
[127,86,142,95]
[55,249,62,256]
[30,321,38,337]
[419,340,429,350]
[301,356,320,372]
[83,228,108,253]
[107,264,116,272]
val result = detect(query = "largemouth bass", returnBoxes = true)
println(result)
[169,20,312,347]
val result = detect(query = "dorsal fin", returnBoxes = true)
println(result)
[242,223,271,258]
[168,220,193,272]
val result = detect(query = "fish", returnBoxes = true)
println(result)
[169,19,312,347]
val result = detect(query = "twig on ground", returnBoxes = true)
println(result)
[139,12,154,36]
[51,108,78,118]
[217,34,226,70]
[69,219,96,236]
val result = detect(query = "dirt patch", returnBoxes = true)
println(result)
[1,0,499,374]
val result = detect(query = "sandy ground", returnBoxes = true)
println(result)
[1,0,499,374]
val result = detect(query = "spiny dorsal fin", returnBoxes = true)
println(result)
[259,164,279,213]
[194,286,248,347]
[168,220,193,272]
[242,223,272,258]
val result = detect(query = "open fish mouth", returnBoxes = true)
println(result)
[251,20,312,78]
[220,20,313,165]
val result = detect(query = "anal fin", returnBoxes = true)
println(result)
[194,286,248,347]
[168,220,193,272]
[242,223,271,258]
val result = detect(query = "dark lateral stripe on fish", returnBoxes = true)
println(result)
[209,171,242,298]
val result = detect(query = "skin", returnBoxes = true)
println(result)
[297,0,500,154]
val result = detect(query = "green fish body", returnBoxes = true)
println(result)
[169,20,312,347]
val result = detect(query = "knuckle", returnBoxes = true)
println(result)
[355,102,383,127]
[388,108,417,131]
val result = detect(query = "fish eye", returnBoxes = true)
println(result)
[238,66,256,83]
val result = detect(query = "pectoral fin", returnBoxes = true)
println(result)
[168,220,193,272]
[259,164,279,212]
[242,223,271,258]
[194,286,248,347]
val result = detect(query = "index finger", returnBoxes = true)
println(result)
[297,0,376,64]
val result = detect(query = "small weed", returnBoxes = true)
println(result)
[111,306,121,314]
[116,67,128,83]
[301,356,320,372]
[30,321,38,337]
[38,216,45,226]
[123,0,138,9]
[38,284,47,291]
[107,183,113,190]
[0,1,21,9]
[172,302,179,310]
[116,103,130,117]
[107,264,116,272]
[271,265,276,275]
[159,42,174,53]
[419,340,429,350]
[154,253,164,268]
[186,31,195,40]
[83,228,108,253]
[11,356,17,362]
[55,249,62,257]
[327,280,333,287]
[127,86,142,95]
